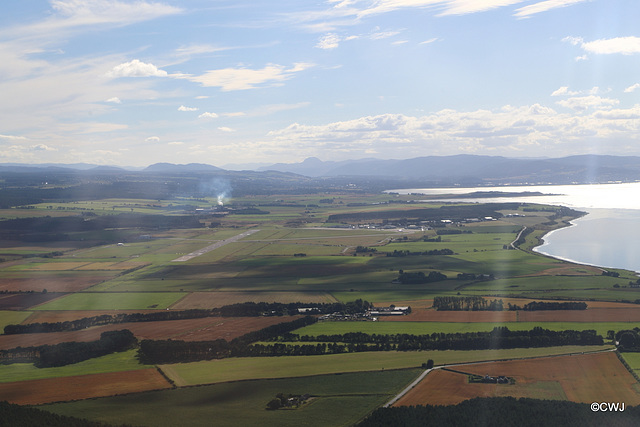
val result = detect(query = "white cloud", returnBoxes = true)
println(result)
[106,97,121,103]
[581,37,640,55]
[145,136,160,142]
[0,134,27,141]
[370,30,400,40]
[3,1,182,43]
[316,33,342,49]
[562,36,583,46]
[31,144,57,151]
[218,127,235,132]
[178,105,198,112]
[264,103,640,159]
[624,83,640,93]
[168,141,184,145]
[420,38,438,45]
[551,86,570,96]
[556,95,619,111]
[198,112,219,119]
[514,0,588,19]
[185,63,313,91]
[107,60,168,78]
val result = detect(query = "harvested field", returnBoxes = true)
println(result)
[0,292,67,310]
[0,316,302,349]
[0,275,114,292]
[518,307,640,322]
[74,262,148,270]
[0,369,171,405]
[28,262,94,271]
[170,291,337,309]
[395,351,640,407]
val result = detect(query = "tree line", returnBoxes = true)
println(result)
[137,316,317,364]
[0,330,136,368]
[3,300,372,335]
[278,327,603,351]
[432,296,588,311]
[386,249,454,257]
[396,271,447,284]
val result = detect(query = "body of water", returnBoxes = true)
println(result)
[389,182,640,273]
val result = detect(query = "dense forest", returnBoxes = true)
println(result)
[358,397,640,427]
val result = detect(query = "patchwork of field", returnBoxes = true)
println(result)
[160,345,610,386]
[0,292,68,310]
[395,351,639,406]
[0,316,297,350]
[32,292,185,311]
[41,369,419,427]
[0,273,117,292]
[0,369,172,405]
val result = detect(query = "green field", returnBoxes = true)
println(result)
[0,310,32,331]
[41,369,420,427]
[32,292,185,310]
[294,321,639,337]
[161,345,611,386]
[0,350,151,383]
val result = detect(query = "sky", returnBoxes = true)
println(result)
[1,0,640,168]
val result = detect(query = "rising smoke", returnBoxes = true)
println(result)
[199,178,232,206]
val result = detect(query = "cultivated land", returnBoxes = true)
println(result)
[395,352,640,406]
[1,187,640,425]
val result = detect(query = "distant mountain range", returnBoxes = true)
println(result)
[257,154,640,184]
[3,155,640,185]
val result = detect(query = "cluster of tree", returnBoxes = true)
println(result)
[511,226,533,247]
[385,249,454,257]
[616,329,640,352]
[435,229,472,235]
[396,271,447,284]
[358,397,640,427]
[507,301,587,311]
[423,236,441,242]
[456,273,494,280]
[0,400,126,427]
[4,300,372,335]
[137,316,317,364]
[280,327,603,351]
[355,246,377,253]
[602,270,620,277]
[432,296,503,311]
[231,208,270,215]
[0,330,137,368]
[266,393,311,410]
[429,297,588,312]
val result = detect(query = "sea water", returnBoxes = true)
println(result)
[389,182,640,273]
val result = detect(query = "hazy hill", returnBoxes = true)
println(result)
[259,154,640,184]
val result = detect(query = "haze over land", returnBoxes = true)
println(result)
[1,1,640,166]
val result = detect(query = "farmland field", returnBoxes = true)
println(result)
[395,351,639,406]
[0,350,150,383]
[31,292,185,311]
[160,345,610,386]
[1,189,639,424]
[0,369,172,405]
[41,369,420,427]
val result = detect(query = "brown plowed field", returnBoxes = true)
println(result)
[0,292,68,310]
[0,316,301,350]
[0,275,114,293]
[0,369,171,405]
[395,352,640,407]
[170,291,336,309]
